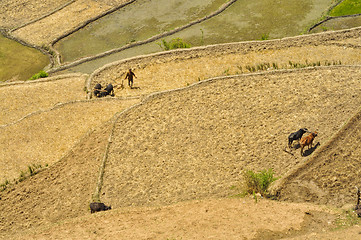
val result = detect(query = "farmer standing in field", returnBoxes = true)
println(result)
[124,69,136,88]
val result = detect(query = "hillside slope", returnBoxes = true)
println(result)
[1,66,361,239]
[0,121,112,234]
[273,109,361,207]
[0,74,87,126]
[100,66,361,209]
[1,28,361,239]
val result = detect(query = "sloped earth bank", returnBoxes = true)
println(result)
[87,27,361,96]
[0,74,87,125]
[0,121,113,235]
[272,110,361,207]
[0,198,346,240]
[0,0,70,28]
[11,0,132,45]
[1,66,361,239]
[101,66,361,209]
[0,97,139,182]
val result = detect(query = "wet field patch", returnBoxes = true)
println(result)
[55,0,335,74]
[310,15,361,33]
[166,0,333,46]
[0,34,48,82]
[54,0,228,62]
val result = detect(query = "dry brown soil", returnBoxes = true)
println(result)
[89,27,361,99]
[1,2,361,239]
[99,66,361,209]
[273,110,361,207]
[1,64,361,239]
[0,0,70,29]
[0,74,140,182]
[11,0,131,45]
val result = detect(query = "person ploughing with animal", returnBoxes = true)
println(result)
[124,69,136,88]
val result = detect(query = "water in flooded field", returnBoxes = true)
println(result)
[166,0,333,46]
[59,0,335,74]
[55,0,227,62]
[310,15,361,34]
[0,34,49,81]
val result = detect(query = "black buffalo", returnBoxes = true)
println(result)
[93,83,102,98]
[98,84,114,98]
[288,128,308,148]
[89,202,111,214]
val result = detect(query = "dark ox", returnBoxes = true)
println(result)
[93,83,102,98]
[90,202,111,214]
[288,128,308,148]
[98,83,114,98]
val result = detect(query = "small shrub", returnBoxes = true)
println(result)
[28,165,34,176]
[243,168,278,197]
[237,65,243,72]
[260,33,269,40]
[27,163,42,176]
[200,28,204,45]
[29,70,48,80]
[158,38,191,51]
[0,179,10,192]
[18,171,26,182]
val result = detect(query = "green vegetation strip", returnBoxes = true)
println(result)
[1,163,47,192]
[308,0,361,32]
[329,0,361,16]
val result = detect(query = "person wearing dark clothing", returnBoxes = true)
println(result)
[124,69,136,88]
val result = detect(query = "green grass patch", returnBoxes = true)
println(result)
[329,0,361,16]
[158,38,191,51]
[243,168,278,197]
[29,70,48,80]
[260,33,270,40]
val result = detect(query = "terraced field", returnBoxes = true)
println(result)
[1,0,361,239]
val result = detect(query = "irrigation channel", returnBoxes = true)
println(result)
[54,0,333,75]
